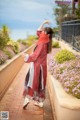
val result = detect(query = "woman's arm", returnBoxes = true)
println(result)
[22,44,43,63]
[37,20,50,37]
[37,20,50,31]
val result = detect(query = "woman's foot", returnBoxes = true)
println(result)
[23,97,29,109]
[34,101,43,108]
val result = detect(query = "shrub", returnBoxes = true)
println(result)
[52,41,60,48]
[0,57,6,65]
[17,39,28,46]
[0,25,10,50]
[21,41,27,45]
[26,35,38,46]
[7,41,19,54]
[0,31,8,50]
[13,43,19,54]
[48,53,80,99]
[55,49,76,63]
[4,49,12,59]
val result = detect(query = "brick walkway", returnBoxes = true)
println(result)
[0,63,54,120]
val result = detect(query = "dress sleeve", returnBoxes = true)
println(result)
[25,44,43,63]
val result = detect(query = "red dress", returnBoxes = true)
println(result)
[23,31,50,102]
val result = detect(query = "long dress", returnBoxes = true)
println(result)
[23,31,49,102]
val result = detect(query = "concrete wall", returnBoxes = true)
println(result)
[0,45,35,100]
[47,73,80,120]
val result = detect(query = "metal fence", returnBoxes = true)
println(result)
[61,20,80,51]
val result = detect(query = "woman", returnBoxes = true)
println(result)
[22,20,53,109]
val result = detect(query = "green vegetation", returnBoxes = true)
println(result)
[7,40,19,54]
[18,35,38,46]
[53,27,60,36]
[59,67,66,74]
[0,25,38,65]
[76,4,80,19]
[55,49,76,63]
[54,1,80,26]
[52,41,60,48]
[17,39,28,46]
[49,52,80,99]
[54,2,71,25]
[26,35,38,46]
[0,57,6,65]
[4,49,12,59]
[0,25,10,50]
[13,42,19,54]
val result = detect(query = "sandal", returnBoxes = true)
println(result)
[34,101,43,108]
[23,97,29,109]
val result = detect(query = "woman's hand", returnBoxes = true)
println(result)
[43,20,50,25]
[22,53,29,62]
[22,53,26,58]
[37,20,50,31]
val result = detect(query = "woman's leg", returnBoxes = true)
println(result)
[23,87,34,109]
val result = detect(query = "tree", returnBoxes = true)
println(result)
[54,1,71,25]
[2,25,10,40]
[54,0,71,36]
[0,25,10,50]
[75,4,80,19]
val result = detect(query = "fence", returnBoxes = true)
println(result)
[61,20,80,51]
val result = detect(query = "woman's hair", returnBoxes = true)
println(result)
[44,27,54,53]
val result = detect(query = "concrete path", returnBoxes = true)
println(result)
[0,63,54,120]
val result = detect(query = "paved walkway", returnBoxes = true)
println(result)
[0,63,54,120]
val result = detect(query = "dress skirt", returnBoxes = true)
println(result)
[23,62,46,102]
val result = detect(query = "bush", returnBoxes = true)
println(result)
[17,39,28,46]
[55,49,76,63]
[0,31,8,50]
[26,35,38,46]
[0,57,6,65]
[4,49,12,59]
[0,25,10,50]
[7,41,19,54]
[48,53,80,99]
[52,41,60,48]
[13,43,19,54]
[21,41,27,46]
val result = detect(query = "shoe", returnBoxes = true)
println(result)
[34,101,43,108]
[23,97,29,109]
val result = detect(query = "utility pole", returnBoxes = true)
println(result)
[72,0,75,14]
